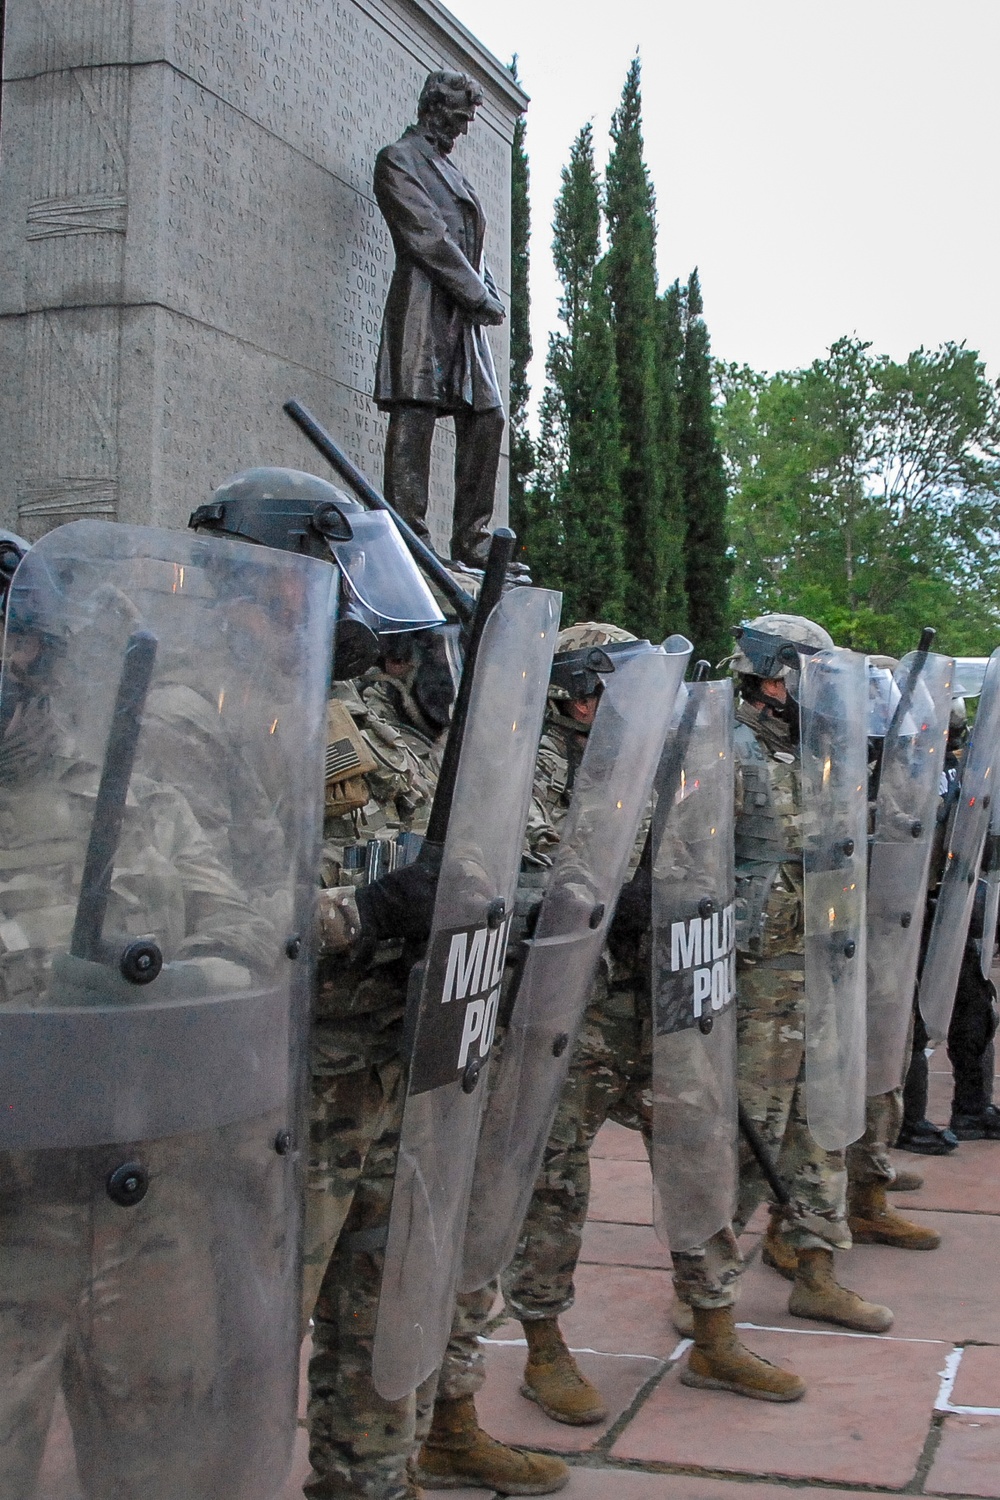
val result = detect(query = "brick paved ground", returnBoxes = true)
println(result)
[36,1050,1000,1499]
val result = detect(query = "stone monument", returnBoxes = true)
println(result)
[0,1,526,555]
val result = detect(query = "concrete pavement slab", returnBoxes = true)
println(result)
[891,1141,1000,1214]
[927,1413,1000,1496]
[589,1156,654,1224]
[581,1219,672,1269]
[593,1120,648,1160]
[610,1323,944,1487]
[950,1345,1000,1410]
[546,1474,918,1499]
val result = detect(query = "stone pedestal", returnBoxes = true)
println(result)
[0,0,525,550]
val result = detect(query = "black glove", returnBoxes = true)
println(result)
[608,866,652,955]
[355,842,443,946]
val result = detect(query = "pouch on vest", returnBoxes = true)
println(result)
[325,699,378,816]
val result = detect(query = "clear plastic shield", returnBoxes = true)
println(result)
[981,799,1000,980]
[920,648,1000,1039]
[651,680,739,1253]
[799,648,869,1150]
[460,636,692,1293]
[0,520,333,1500]
[866,652,954,1094]
[372,586,559,1402]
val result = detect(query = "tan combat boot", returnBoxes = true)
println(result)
[415,1394,568,1494]
[788,1247,893,1332]
[848,1181,941,1250]
[521,1317,608,1425]
[888,1168,924,1192]
[761,1209,798,1282]
[679,1306,806,1402]
[670,1297,694,1337]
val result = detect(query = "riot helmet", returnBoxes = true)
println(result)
[867,654,901,739]
[549,623,648,718]
[190,468,445,679]
[729,612,833,716]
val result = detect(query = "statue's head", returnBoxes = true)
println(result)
[417,70,484,154]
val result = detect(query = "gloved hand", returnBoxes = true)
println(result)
[355,842,443,946]
[608,865,651,954]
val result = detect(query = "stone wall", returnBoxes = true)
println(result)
[0,0,525,550]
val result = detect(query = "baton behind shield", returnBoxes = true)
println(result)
[70,629,159,974]
[737,1101,791,1208]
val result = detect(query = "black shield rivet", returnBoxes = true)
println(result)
[552,1032,569,1057]
[274,1130,292,1156]
[841,839,855,858]
[107,1161,149,1208]
[589,904,605,930]
[900,911,912,929]
[486,899,506,931]
[910,820,923,838]
[285,935,302,960]
[461,1058,482,1093]
[119,939,162,986]
[844,940,857,958]
[698,897,715,918]
[699,1015,714,1035]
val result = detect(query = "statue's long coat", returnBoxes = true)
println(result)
[373,127,502,414]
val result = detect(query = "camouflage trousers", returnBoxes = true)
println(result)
[845,1089,904,1189]
[0,1118,291,1500]
[304,1041,415,1500]
[735,953,850,1251]
[413,1282,499,1442]
[503,975,744,1317]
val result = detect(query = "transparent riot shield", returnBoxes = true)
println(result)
[651,679,738,1253]
[799,648,869,1151]
[372,586,559,1403]
[460,636,691,1293]
[866,652,954,1094]
[0,520,333,1500]
[920,648,1000,1039]
[981,796,1000,980]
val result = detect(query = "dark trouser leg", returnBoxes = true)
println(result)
[451,407,504,566]
[948,944,999,1117]
[902,1005,929,1132]
[383,406,438,545]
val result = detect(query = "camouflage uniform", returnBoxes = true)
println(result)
[303,677,440,1500]
[0,737,275,1499]
[732,699,850,1250]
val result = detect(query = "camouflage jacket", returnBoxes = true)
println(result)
[733,699,804,959]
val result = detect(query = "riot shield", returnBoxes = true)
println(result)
[981,796,1000,980]
[920,648,1000,1039]
[372,585,559,1403]
[799,648,869,1150]
[866,651,954,1094]
[460,635,692,1293]
[0,520,333,1500]
[650,679,738,1253]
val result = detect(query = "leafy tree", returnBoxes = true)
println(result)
[507,58,535,554]
[528,125,627,620]
[678,270,732,667]
[606,57,682,638]
[718,338,1000,656]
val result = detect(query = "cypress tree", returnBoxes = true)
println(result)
[507,58,534,553]
[605,57,682,638]
[657,279,689,637]
[678,269,732,666]
[529,125,626,619]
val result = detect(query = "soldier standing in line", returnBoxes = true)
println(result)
[729,614,894,1333]
[501,624,804,1426]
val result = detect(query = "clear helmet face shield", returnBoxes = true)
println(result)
[867,665,901,739]
[333,508,444,634]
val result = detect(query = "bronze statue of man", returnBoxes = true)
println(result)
[373,70,506,568]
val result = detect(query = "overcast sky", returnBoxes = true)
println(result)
[446,0,1000,415]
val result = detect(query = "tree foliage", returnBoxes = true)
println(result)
[718,338,1000,656]
[606,58,678,639]
[678,270,731,667]
[529,125,627,621]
